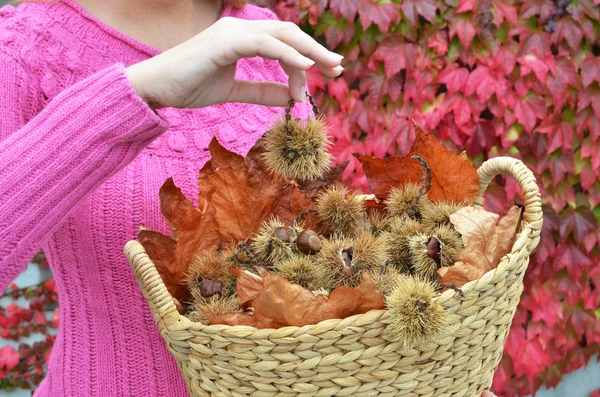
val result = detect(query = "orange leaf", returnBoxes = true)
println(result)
[229,268,264,309]
[270,183,317,228]
[354,127,479,204]
[198,137,281,243]
[248,269,385,328]
[159,178,222,267]
[138,229,190,304]
[298,160,349,199]
[438,205,522,287]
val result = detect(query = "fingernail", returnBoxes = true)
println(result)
[304,57,316,66]
[334,65,344,73]
[332,53,344,60]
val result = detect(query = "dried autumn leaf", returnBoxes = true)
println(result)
[138,229,189,305]
[354,127,480,204]
[219,269,386,328]
[198,137,281,243]
[298,160,349,199]
[229,268,264,309]
[270,183,316,228]
[438,205,522,287]
[160,179,222,267]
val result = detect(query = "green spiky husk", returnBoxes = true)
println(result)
[316,233,386,288]
[409,224,463,281]
[187,295,240,325]
[184,253,234,299]
[385,183,432,219]
[386,276,449,348]
[252,217,294,265]
[421,202,465,231]
[315,185,366,235]
[369,265,403,297]
[380,216,426,273]
[262,116,331,182]
[273,255,329,290]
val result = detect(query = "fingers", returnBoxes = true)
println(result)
[230,34,316,71]
[481,391,496,397]
[214,19,343,77]
[280,62,307,103]
[226,79,293,106]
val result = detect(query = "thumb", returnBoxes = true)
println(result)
[482,391,497,397]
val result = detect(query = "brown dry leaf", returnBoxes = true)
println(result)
[229,268,264,309]
[138,229,190,304]
[270,183,317,228]
[438,205,522,287]
[354,127,479,204]
[198,137,281,243]
[247,269,385,328]
[298,160,349,199]
[160,178,222,267]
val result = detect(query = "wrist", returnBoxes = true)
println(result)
[125,62,160,110]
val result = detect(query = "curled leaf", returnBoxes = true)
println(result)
[438,205,522,287]
[354,127,479,204]
[213,270,385,328]
[229,268,264,309]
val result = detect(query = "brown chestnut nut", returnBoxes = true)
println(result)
[296,230,322,254]
[270,226,290,243]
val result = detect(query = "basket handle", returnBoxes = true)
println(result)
[473,156,543,251]
[124,240,180,328]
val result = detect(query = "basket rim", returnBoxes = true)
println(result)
[125,155,543,333]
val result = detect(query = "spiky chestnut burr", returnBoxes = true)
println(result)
[315,185,366,235]
[386,276,449,348]
[369,264,403,297]
[421,202,465,231]
[380,216,426,273]
[385,182,432,220]
[316,233,386,288]
[273,255,329,290]
[252,217,295,265]
[184,253,234,300]
[262,113,331,182]
[408,224,464,281]
[187,295,240,325]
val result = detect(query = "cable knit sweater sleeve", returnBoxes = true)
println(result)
[0,55,168,291]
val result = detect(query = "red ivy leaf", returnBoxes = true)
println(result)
[581,54,600,88]
[329,0,360,21]
[401,0,437,25]
[559,207,597,243]
[370,35,417,78]
[554,243,593,281]
[578,83,600,120]
[358,0,399,32]
[576,106,600,141]
[448,14,477,49]
[536,113,574,153]
[552,18,583,49]
[0,346,20,371]
[439,65,470,94]
[465,66,506,103]
[513,94,547,132]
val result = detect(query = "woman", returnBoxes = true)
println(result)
[0,0,497,395]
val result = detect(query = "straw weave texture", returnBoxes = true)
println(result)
[124,157,543,397]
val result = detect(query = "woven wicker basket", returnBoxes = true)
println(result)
[124,156,543,397]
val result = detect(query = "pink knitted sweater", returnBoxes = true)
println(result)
[0,1,312,395]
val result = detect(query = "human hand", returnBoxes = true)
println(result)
[125,17,343,109]
[482,391,496,396]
